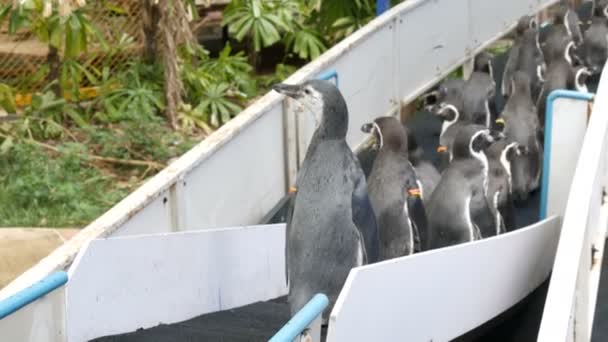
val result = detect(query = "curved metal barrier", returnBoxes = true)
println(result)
[538,66,608,341]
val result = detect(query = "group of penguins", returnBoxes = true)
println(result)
[272,0,608,323]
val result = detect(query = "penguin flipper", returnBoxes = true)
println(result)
[472,193,498,238]
[407,195,428,252]
[351,172,380,263]
[502,194,517,232]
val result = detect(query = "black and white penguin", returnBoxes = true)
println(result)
[500,71,543,202]
[462,52,497,128]
[361,117,428,259]
[433,102,467,170]
[582,15,608,75]
[537,41,578,125]
[404,124,440,204]
[422,78,466,113]
[272,80,380,321]
[502,16,545,102]
[426,125,500,249]
[541,5,582,64]
[485,140,524,233]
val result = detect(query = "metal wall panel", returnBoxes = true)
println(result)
[396,0,469,100]
[545,98,589,218]
[67,224,287,342]
[327,218,561,342]
[111,190,173,237]
[538,65,608,341]
[0,288,66,342]
[180,103,286,229]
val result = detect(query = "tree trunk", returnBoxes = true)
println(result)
[46,45,61,97]
[158,0,195,130]
[143,0,161,64]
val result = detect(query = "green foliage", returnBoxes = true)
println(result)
[0,143,128,227]
[95,61,165,123]
[223,0,290,52]
[0,84,17,113]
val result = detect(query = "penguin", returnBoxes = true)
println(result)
[582,15,608,76]
[272,80,380,321]
[574,65,593,92]
[540,3,584,63]
[500,71,543,202]
[462,52,497,128]
[485,140,525,233]
[422,78,466,113]
[361,117,428,259]
[425,125,500,249]
[433,102,468,171]
[537,41,578,126]
[502,16,545,102]
[404,124,440,204]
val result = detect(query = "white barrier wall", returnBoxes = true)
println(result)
[538,68,608,341]
[0,0,559,301]
[544,97,591,218]
[326,217,561,342]
[0,287,66,342]
[66,224,286,342]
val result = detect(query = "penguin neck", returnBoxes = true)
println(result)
[312,103,348,141]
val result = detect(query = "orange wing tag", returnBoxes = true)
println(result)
[437,145,448,153]
[408,188,421,197]
[289,186,297,194]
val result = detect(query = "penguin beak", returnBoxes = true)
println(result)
[272,83,302,99]
[361,123,374,133]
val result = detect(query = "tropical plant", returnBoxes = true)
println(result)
[223,0,291,53]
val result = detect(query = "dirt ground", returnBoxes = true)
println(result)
[0,228,80,290]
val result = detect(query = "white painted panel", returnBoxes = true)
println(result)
[66,224,287,342]
[396,0,469,99]
[0,289,66,342]
[182,104,287,229]
[546,98,589,218]
[538,65,608,341]
[111,190,172,236]
[468,0,539,49]
[327,217,561,342]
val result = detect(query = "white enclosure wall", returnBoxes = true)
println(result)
[538,68,608,342]
[0,0,559,301]
[327,218,561,342]
[0,288,66,342]
[66,224,286,342]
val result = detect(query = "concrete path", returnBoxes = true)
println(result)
[0,228,80,290]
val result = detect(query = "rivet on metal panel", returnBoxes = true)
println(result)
[163,197,168,205]
[592,245,600,269]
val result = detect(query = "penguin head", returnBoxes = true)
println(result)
[594,0,608,18]
[474,52,494,78]
[434,102,461,124]
[361,116,408,153]
[273,80,348,139]
[574,66,592,92]
[552,5,568,25]
[452,125,502,161]
[516,15,537,35]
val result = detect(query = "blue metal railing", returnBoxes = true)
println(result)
[540,89,595,220]
[269,293,329,342]
[317,70,339,88]
[377,0,391,16]
[0,271,68,319]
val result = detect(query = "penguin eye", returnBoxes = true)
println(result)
[304,88,312,95]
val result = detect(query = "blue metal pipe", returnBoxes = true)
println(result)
[377,0,391,16]
[539,90,595,220]
[317,70,339,88]
[0,271,68,319]
[269,293,329,342]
